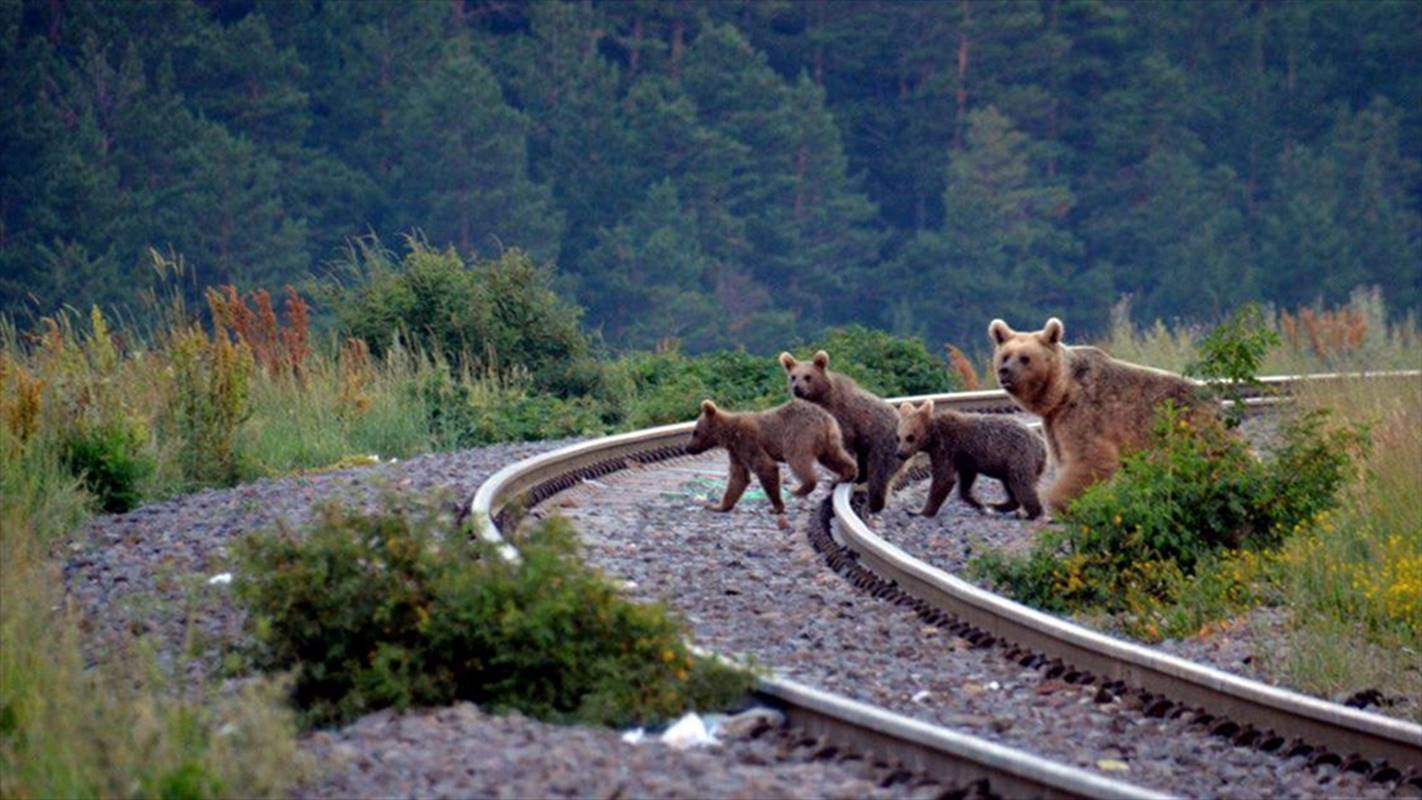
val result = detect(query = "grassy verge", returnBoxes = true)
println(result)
[1099,287,1418,375]
[0,425,307,798]
[1266,378,1421,710]
[974,377,1420,720]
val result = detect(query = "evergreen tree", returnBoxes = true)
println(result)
[492,2,632,266]
[391,38,562,263]
[1260,100,1421,311]
[581,179,724,349]
[891,107,1093,345]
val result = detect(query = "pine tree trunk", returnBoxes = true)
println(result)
[954,0,972,149]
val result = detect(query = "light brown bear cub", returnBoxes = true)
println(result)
[989,317,1206,513]
[895,400,1046,519]
[686,398,858,529]
[779,350,901,513]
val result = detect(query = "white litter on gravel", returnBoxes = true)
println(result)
[623,712,721,750]
[661,712,720,749]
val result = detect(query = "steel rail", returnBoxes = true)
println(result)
[831,483,1422,773]
[829,371,1422,775]
[470,434,1165,799]
[467,370,1421,794]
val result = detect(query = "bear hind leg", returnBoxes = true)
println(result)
[865,449,900,514]
[1046,451,1114,515]
[1001,468,1042,519]
[787,451,819,497]
[819,440,859,483]
[710,461,751,512]
[957,467,985,512]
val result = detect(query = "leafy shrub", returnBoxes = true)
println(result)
[799,325,959,396]
[605,347,783,427]
[605,326,958,427]
[60,419,152,512]
[1186,303,1280,427]
[167,326,254,487]
[329,237,597,396]
[974,404,1367,615]
[235,497,753,728]
[415,362,604,448]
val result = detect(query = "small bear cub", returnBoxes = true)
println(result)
[895,400,1047,519]
[686,398,858,529]
[779,350,901,514]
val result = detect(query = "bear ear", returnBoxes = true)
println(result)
[812,350,830,370]
[778,351,796,372]
[988,319,1014,345]
[700,399,717,416]
[897,401,915,416]
[920,399,935,416]
[1040,317,1064,346]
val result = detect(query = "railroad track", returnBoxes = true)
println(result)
[469,371,1421,798]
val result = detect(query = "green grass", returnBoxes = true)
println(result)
[0,423,307,797]
[1097,288,1419,376]
[1266,378,1422,716]
[4,287,1419,795]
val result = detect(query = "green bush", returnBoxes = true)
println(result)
[974,404,1367,614]
[799,325,959,397]
[168,327,254,488]
[414,363,605,448]
[60,419,153,513]
[329,237,598,396]
[1186,303,1281,427]
[235,496,753,728]
[606,347,783,427]
[604,327,957,427]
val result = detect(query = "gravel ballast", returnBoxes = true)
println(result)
[60,440,984,798]
[551,451,1393,799]
[298,703,973,800]
[60,416,1410,798]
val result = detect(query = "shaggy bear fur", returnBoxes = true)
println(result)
[895,400,1047,519]
[779,350,901,513]
[989,316,1206,513]
[686,398,858,528]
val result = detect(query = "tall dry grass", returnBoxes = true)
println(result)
[1266,376,1422,716]
[1096,287,1419,377]
[0,420,307,797]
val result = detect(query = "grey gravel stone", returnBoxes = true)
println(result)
[299,703,960,800]
[554,448,1395,800]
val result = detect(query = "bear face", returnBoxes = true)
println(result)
[895,400,934,460]
[989,318,1064,396]
[779,350,832,404]
[686,399,721,454]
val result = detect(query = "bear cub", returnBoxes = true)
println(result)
[686,398,858,529]
[895,400,1047,519]
[779,350,901,514]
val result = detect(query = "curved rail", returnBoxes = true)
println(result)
[471,433,1162,798]
[468,370,1422,794]
[831,484,1422,772]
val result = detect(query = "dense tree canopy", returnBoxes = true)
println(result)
[2,0,1418,350]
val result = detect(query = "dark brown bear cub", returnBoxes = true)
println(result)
[779,350,901,514]
[686,398,858,529]
[895,400,1047,519]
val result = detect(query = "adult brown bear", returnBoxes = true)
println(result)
[989,317,1207,513]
